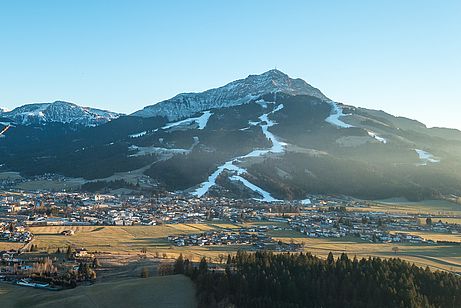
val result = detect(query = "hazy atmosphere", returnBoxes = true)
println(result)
[1,0,460,129]
[1,2,461,307]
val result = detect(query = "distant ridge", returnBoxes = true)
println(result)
[0,101,121,126]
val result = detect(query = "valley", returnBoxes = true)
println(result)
[1,194,460,307]
[1,70,461,307]
[1,70,461,201]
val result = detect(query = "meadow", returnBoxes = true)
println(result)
[26,221,461,273]
[367,199,461,215]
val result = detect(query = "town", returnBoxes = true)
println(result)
[1,190,460,244]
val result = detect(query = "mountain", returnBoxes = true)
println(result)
[1,70,461,202]
[0,101,121,126]
[132,69,327,120]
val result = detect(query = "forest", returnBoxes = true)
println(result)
[174,251,461,308]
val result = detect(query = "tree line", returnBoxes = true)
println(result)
[173,251,461,308]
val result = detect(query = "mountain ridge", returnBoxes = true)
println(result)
[1,70,461,202]
[132,69,329,120]
[0,101,122,126]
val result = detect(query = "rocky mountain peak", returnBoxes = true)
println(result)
[132,70,328,120]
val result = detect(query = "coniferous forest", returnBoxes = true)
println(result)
[175,251,461,308]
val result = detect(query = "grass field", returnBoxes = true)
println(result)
[0,241,23,251]
[389,230,461,242]
[22,222,461,273]
[28,223,244,261]
[417,217,461,224]
[0,274,196,308]
[267,229,461,273]
[368,199,461,215]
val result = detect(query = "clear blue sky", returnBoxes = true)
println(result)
[1,0,460,129]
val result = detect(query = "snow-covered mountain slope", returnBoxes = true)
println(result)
[2,70,461,201]
[1,101,121,126]
[132,69,328,120]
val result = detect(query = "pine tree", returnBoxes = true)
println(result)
[174,253,185,274]
[199,256,208,274]
[66,245,73,259]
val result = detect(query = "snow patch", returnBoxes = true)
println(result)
[129,131,147,138]
[162,111,213,130]
[367,131,387,144]
[192,103,286,198]
[415,149,440,165]
[255,99,268,109]
[325,102,353,128]
[229,175,279,202]
[192,159,247,197]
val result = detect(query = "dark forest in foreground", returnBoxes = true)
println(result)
[174,251,461,308]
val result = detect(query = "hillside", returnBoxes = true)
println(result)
[0,274,196,308]
[1,70,461,201]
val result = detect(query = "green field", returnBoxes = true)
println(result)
[0,274,196,308]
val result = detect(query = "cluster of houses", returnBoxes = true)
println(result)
[0,191,275,227]
[0,189,460,247]
[0,249,34,276]
[168,230,303,252]
[0,223,32,243]
[168,230,273,247]
[288,208,459,244]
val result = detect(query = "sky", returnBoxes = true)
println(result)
[0,0,460,129]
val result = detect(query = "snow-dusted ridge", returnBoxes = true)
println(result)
[132,69,328,120]
[1,101,121,126]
